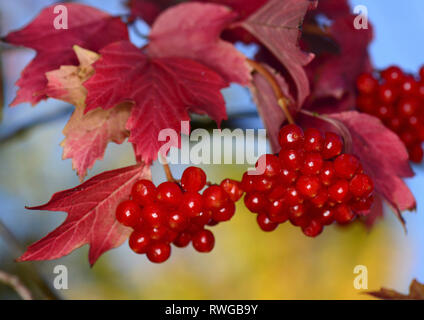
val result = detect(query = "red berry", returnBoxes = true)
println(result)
[378,83,398,104]
[334,204,355,224]
[409,144,423,163]
[322,132,343,159]
[310,189,329,208]
[192,209,213,226]
[253,175,275,192]
[203,185,228,209]
[192,229,215,253]
[349,174,374,197]
[397,97,419,118]
[320,162,336,186]
[244,192,267,213]
[279,167,298,186]
[375,104,394,120]
[296,175,321,198]
[167,211,189,231]
[302,219,323,237]
[301,152,323,175]
[268,184,287,202]
[131,180,157,206]
[399,76,418,96]
[400,129,418,147]
[220,179,244,202]
[328,179,350,203]
[386,116,404,132]
[255,154,281,177]
[356,73,378,94]
[334,154,360,179]
[420,66,424,81]
[316,208,335,225]
[173,232,191,248]
[212,201,236,222]
[267,199,289,223]
[350,196,374,213]
[278,124,304,150]
[141,203,165,227]
[129,230,150,254]
[279,149,304,171]
[179,191,203,217]
[257,213,278,232]
[115,200,142,227]
[156,182,183,208]
[181,166,207,192]
[381,66,404,84]
[240,172,256,192]
[285,187,303,206]
[164,230,179,243]
[149,225,169,241]
[288,204,309,227]
[304,128,324,152]
[146,242,171,263]
[357,94,376,113]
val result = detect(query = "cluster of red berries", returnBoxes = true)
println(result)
[356,66,424,162]
[241,124,374,237]
[115,167,243,263]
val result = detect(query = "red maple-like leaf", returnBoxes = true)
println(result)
[249,64,294,153]
[84,41,228,163]
[20,164,151,266]
[148,2,251,85]
[2,3,128,106]
[327,112,416,217]
[241,0,317,105]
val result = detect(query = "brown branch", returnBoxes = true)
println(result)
[247,59,294,124]
[160,154,176,182]
[0,270,33,300]
[302,23,331,38]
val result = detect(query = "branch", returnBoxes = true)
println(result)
[0,270,33,300]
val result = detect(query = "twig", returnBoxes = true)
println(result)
[247,59,294,124]
[302,23,331,38]
[0,219,60,300]
[0,270,33,300]
[160,154,176,182]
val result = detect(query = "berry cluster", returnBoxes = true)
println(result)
[356,66,424,162]
[115,167,243,263]
[241,124,374,237]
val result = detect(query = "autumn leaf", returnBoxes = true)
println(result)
[241,0,317,105]
[84,40,228,163]
[249,64,293,153]
[2,3,128,106]
[148,2,251,85]
[20,164,151,266]
[367,279,424,300]
[327,112,416,219]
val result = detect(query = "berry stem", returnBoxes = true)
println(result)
[160,154,176,182]
[247,59,294,124]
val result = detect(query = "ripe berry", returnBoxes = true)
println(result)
[349,174,374,197]
[220,179,244,202]
[279,149,304,171]
[285,187,303,206]
[181,167,207,192]
[173,232,191,248]
[115,200,142,227]
[267,199,289,223]
[310,189,328,208]
[192,229,215,253]
[320,162,336,186]
[375,104,394,120]
[192,209,213,226]
[149,225,169,241]
[350,196,373,213]
[356,73,378,94]
[334,204,355,224]
[397,97,419,118]
[146,242,171,263]
[328,180,350,203]
[302,219,323,237]
[316,208,335,225]
[409,144,424,162]
[301,152,323,175]
[141,203,165,227]
[244,192,267,213]
[254,175,275,192]
[322,132,343,159]
[399,76,418,96]
[357,94,376,113]
[256,154,281,177]
[378,83,398,104]
[131,180,157,206]
[179,191,203,217]
[156,182,183,208]
[212,201,236,222]
[304,128,324,152]
[257,213,278,232]
[129,231,150,254]
[279,167,298,186]
[278,124,304,150]
[334,154,360,179]
[296,175,321,198]
[167,211,189,231]
[381,66,404,84]
[203,185,228,209]
[240,172,256,192]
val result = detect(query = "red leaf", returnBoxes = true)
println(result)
[327,112,415,213]
[148,2,251,85]
[84,41,228,163]
[20,164,151,266]
[249,64,293,153]
[306,15,373,100]
[198,0,268,20]
[2,3,128,106]
[127,0,173,25]
[241,0,317,105]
